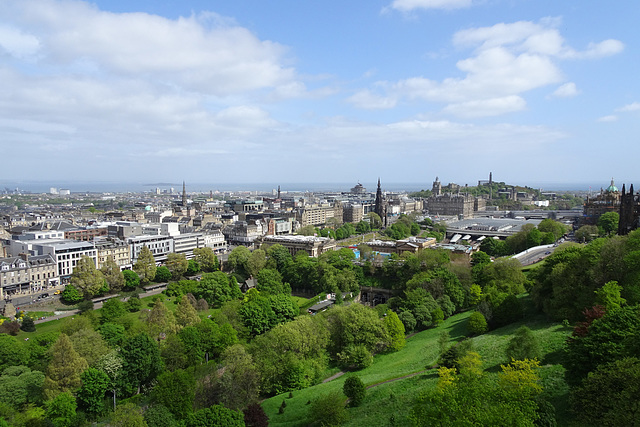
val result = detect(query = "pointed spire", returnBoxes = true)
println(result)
[631,183,635,194]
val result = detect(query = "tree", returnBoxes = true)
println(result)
[61,284,83,304]
[123,269,141,290]
[144,405,178,427]
[166,253,189,280]
[193,247,219,272]
[506,326,541,361]
[383,310,406,352]
[186,259,201,276]
[367,212,382,229]
[152,369,196,420]
[265,244,292,273]
[120,333,163,396]
[175,295,201,328]
[571,357,640,426]
[185,405,245,427]
[69,328,111,366]
[99,323,126,348]
[43,334,88,400]
[20,315,36,332]
[218,344,261,410]
[343,374,366,407]
[598,211,619,236]
[110,402,147,427]
[77,367,110,418]
[575,225,599,243]
[134,246,156,285]
[226,246,251,277]
[255,268,288,295]
[247,249,267,277]
[144,299,177,340]
[308,391,348,427]
[538,218,568,241]
[126,294,142,312]
[101,257,125,293]
[467,311,488,335]
[243,403,269,427]
[296,224,316,236]
[595,280,626,310]
[194,271,241,307]
[0,366,45,408]
[154,266,172,283]
[70,256,105,299]
[45,392,77,427]
[100,297,126,324]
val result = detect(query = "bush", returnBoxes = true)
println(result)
[61,285,83,304]
[308,391,348,427]
[438,339,474,370]
[467,312,488,335]
[20,316,36,333]
[154,266,172,283]
[506,326,541,361]
[126,295,142,312]
[343,375,366,407]
[337,344,373,370]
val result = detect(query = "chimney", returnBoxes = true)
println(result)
[19,253,28,262]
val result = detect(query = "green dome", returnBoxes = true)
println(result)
[606,178,618,193]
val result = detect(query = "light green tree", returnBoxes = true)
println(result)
[193,247,219,272]
[43,334,88,400]
[70,256,104,299]
[166,253,188,280]
[101,256,125,293]
[175,295,201,328]
[134,246,156,285]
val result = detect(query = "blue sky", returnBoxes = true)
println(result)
[0,0,638,190]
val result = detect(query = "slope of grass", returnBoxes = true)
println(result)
[263,298,572,426]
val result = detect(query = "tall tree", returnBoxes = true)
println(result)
[70,256,105,299]
[134,246,156,285]
[120,333,163,396]
[193,247,219,272]
[77,367,110,418]
[247,249,266,277]
[166,253,189,280]
[175,295,201,328]
[101,256,125,293]
[144,299,178,339]
[226,246,251,277]
[218,344,260,410]
[43,334,89,400]
[123,269,141,290]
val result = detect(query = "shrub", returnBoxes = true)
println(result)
[467,312,488,335]
[506,326,541,361]
[343,375,366,407]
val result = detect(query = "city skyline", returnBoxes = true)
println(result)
[0,0,638,185]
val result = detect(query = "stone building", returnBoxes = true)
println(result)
[583,178,621,224]
[0,254,58,298]
[258,235,336,257]
[427,193,479,218]
[619,183,640,235]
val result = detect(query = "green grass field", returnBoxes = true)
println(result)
[262,298,572,426]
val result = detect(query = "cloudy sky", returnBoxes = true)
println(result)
[0,0,638,190]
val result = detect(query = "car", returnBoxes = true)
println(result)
[41,293,49,298]
[54,290,62,295]
[544,251,551,255]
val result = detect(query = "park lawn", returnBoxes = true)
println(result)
[263,311,472,426]
[263,298,572,426]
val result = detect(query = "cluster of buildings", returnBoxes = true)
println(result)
[583,178,640,234]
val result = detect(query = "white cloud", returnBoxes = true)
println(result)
[616,102,640,112]
[597,115,618,122]
[347,90,397,109]
[442,96,526,118]
[551,82,580,98]
[350,19,622,118]
[389,0,474,12]
[1,0,301,96]
[0,25,40,59]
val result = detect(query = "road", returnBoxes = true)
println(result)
[516,246,555,266]
[31,286,169,324]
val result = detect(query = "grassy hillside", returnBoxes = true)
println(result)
[262,299,572,426]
